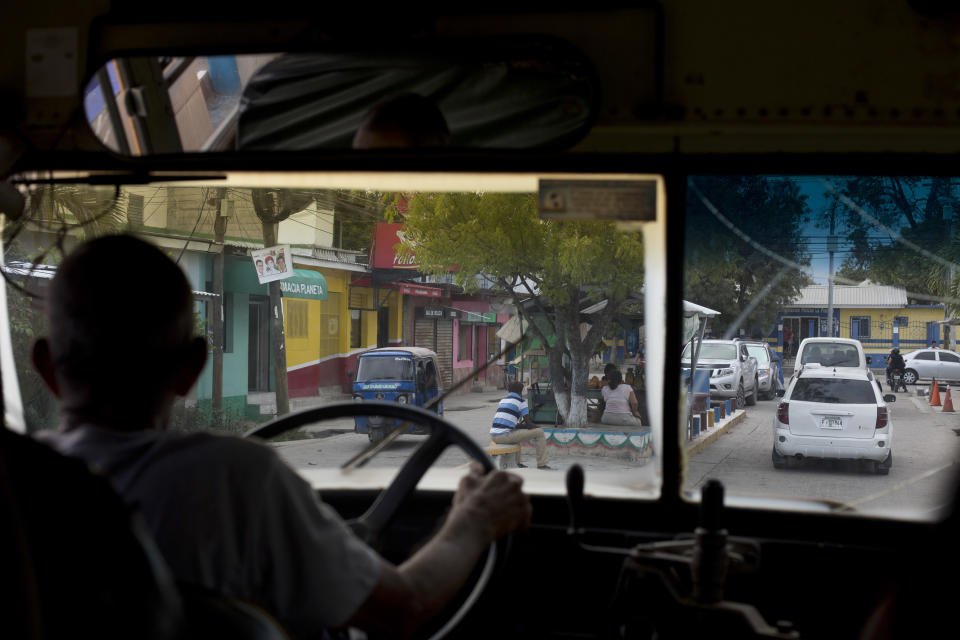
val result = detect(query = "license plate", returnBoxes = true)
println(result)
[820,417,843,429]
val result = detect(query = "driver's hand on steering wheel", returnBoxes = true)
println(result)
[452,463,532,542]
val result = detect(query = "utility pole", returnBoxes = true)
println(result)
[211,189,228,426]
[827,204,837,338]
[263,219,290,416]
[251,188,309,417]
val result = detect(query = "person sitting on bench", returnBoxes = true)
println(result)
[601,370,644,427]
[490,382,552,470]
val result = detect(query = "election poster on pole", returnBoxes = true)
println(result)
[252,245,293,284]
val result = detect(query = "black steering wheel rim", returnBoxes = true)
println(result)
[245,401,510,639]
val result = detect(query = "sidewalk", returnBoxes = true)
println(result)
[685,408,747,457]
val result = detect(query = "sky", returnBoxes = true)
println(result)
[794,177,906,286]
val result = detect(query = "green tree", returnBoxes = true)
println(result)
[830,177,959,304]
[400,192,644,427]
[685,176,812,334]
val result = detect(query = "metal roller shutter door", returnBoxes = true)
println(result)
[436,319,453,388]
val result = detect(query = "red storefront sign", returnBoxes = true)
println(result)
[399,284,442,298]
[371,223,418,269]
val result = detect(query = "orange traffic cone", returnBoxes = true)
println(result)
[931,379,942,407]
[943,386,955,413]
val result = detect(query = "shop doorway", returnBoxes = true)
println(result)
[248,295,271,391]
[377,307,390,348]
[414,315,453,388]
[783,316,820,357]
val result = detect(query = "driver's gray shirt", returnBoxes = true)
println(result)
[38,425,382,637]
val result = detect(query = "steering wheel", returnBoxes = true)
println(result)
[245,401,510,638]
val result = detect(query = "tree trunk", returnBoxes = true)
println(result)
[547,346,570,420]
[566,338,595,427]
[262,220,290,416]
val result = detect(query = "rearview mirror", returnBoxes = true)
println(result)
[83,41,600,155]
[775,389,786,398]
[883,394,897,403]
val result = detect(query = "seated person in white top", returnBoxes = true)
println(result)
[489,381,552,469]
[32,235,532,640]
[601,370,644,427]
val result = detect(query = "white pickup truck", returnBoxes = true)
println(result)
[682,339,759,408]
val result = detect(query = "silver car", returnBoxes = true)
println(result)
[742,341,782,400]
[901,348,960,384]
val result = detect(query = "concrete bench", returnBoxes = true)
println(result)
[485,442,521,469]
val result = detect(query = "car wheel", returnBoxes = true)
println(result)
[772,447,787,469]
[875,452,892,475]
[368,427,386,444]
[736,382,746,409]
[903,369,918,385]
[745,378,758,406]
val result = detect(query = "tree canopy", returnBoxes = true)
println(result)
[399,191,644,427]
[685,176,812,334]
[830,177,959,307]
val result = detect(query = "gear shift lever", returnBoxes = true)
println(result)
[566,464,585,538]
[693,479,728,603]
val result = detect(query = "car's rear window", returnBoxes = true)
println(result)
[800,343,860,367]
[790,378,877,404]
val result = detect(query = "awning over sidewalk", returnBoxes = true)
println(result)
[497,315,529,343]
[279,269,328,300]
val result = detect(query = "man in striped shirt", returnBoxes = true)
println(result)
[490,382,552,469]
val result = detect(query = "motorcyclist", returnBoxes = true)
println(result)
[886,348,906,390]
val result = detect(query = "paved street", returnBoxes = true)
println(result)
[272,389,639,475]
[271,383,960,519]
[685,389,960,519]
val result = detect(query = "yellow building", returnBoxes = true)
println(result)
[779,282,947,364]
[284,265,403,396]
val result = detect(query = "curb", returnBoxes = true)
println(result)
[685,409,746,457]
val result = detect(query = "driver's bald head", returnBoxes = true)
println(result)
[42,234,199,427]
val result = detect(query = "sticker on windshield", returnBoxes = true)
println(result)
[538,179,657,224]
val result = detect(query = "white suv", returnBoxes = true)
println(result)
[773,367,895,474]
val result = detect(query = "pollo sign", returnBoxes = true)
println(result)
[372,223,418,269]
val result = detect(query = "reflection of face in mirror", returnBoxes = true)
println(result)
[352,93,450,149]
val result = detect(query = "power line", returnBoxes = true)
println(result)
[175,187,210,264]
[688,177,960,308]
